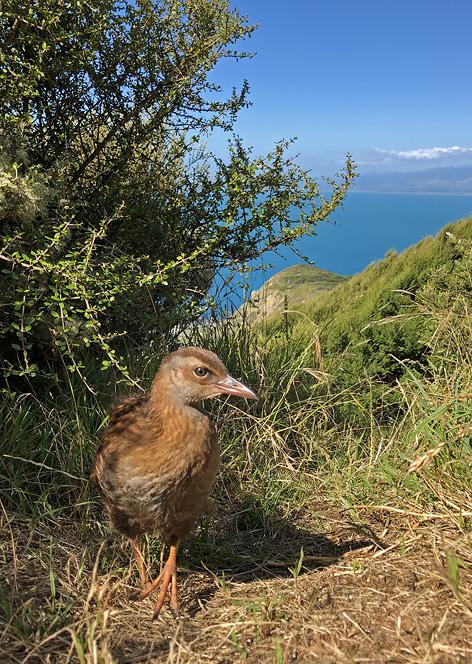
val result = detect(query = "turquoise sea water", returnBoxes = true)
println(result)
[226,192,472,301]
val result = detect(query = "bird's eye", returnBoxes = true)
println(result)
[194,367,208,378]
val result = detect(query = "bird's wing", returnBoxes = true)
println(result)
[91,393,152,482]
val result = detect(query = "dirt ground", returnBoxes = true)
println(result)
[3,508,471,664]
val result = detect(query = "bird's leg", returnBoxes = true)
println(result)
[152,540,180,619]
[130,537,150,589]
[131,539,180,619]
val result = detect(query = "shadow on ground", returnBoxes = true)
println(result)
[109,495,377,662]
[158,493,376,617]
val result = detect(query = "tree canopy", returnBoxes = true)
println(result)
[0,0,355,386]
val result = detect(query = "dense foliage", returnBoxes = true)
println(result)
[0,0,355,386]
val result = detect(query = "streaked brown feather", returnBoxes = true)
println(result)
[92,371,219,542]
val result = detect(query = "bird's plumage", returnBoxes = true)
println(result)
[92,350,221,542]
[91,347,256,617]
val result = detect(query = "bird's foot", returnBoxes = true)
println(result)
[129,561,179,619]
[129,566,164,602]
[129,586,148,602]
[151,560,179,620]
[129,541,180,618]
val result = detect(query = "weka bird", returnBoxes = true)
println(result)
[91,347,257,618]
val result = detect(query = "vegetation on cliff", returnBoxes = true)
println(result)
[258,217,472,412]
[0,0,354,388]
[240,264,347,323]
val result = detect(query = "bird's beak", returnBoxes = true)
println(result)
[216,374,258,400]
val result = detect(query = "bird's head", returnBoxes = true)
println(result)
[153,347,257,405]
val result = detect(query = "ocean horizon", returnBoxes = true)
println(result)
[218,191,472,306]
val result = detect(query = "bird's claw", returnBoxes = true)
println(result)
[152,601,180,621]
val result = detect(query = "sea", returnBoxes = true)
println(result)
[219,192,472,307]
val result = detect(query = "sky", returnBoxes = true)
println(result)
[209,0,472,176]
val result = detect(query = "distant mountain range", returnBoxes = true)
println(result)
[354,164,472,195]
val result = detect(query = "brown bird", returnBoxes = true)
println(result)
[91,347,257,618]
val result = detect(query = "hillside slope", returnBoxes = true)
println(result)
[261,216,472,392]
[240,264,347,323]
[2,218,471,663]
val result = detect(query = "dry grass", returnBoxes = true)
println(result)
[2,500,472,664]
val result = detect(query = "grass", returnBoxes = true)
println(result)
[258,217,472,397]
[1,240,472,662]
[265,264,347,297]
[240,264,347,323]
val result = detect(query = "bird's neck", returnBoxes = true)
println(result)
[149,375,205,426]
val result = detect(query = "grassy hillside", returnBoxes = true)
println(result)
[1,218,471,662]
[241,264,347,323]
[260,217,472,405]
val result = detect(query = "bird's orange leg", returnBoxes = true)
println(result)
[130,537,150,589]
[131,540,180,619]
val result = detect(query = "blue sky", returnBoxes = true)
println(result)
[209,0,472,175]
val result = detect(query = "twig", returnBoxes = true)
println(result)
[1,455,84,481]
